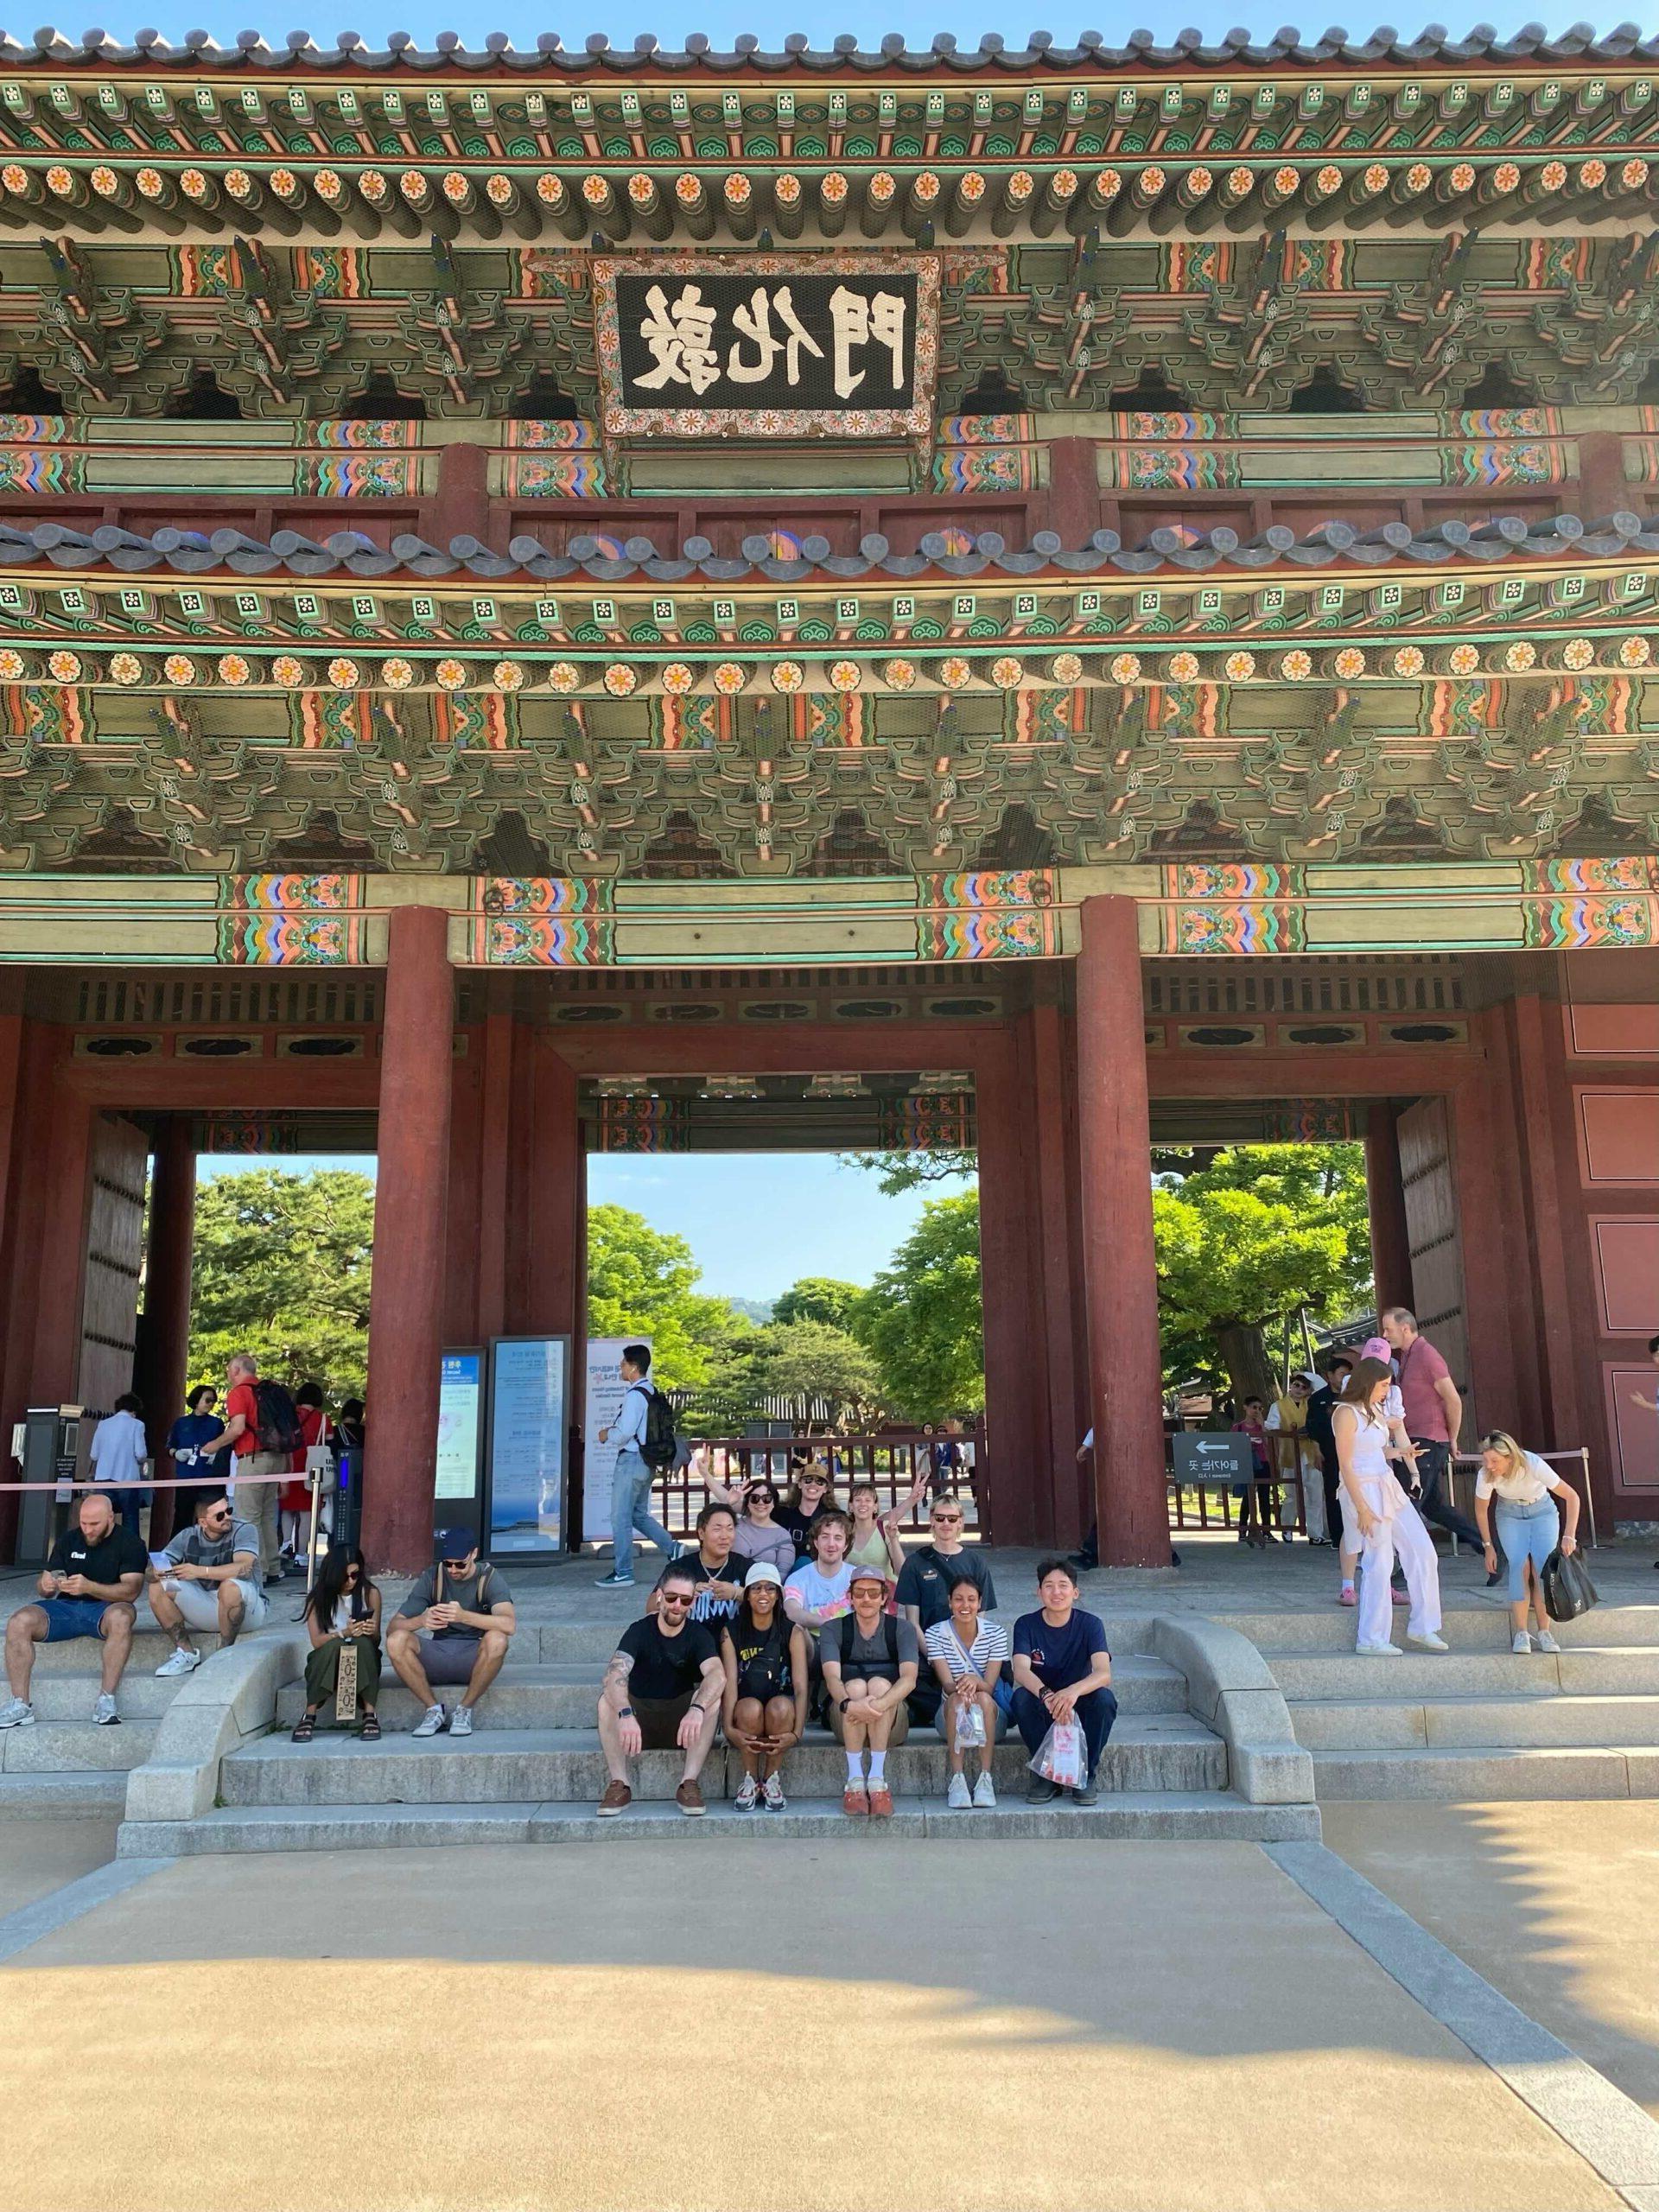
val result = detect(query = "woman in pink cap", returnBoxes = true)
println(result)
[1334,1337,1419,1607]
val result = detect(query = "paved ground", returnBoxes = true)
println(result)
[1325,1799,1659,2120]
[0,1819,118,1917]
[0,1834,1640,2212]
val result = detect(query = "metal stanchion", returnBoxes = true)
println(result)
[304,1462,325,1596]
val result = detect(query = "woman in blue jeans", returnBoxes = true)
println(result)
[1474,1431,1582,1657]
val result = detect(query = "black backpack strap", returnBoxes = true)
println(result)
[885,1613,901,1671]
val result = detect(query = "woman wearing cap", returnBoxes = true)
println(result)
[1335,1357,1446,1657]
[1475,1431,1582,1656]
[778,1460,839,1565]
[1335,1338,1419,1608]
[719,1563,809,1811]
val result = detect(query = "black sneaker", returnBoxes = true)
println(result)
[1072,1777,1099,1807]
[1026,1775,1061,1805]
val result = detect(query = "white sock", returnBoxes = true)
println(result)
[868,1751,887,1783]
[845,1750,862,1782]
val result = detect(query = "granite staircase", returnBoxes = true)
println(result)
[1223,1603,1659,1799]
[0,1626,228,1818]
[123,1617,1317,1852]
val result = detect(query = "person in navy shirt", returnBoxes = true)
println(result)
[1010,1557,1117,1807]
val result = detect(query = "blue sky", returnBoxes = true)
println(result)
[62,8,1587,49]
[199,1149,974,1301]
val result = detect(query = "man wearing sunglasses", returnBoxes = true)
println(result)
[895,1494,997,1728]
[385,1529,516,1739]
[148,1491,269,1675]
[596,1561,724,1817]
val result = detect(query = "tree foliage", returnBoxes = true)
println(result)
[839,1148,978,1197]
[585,1202,750,1391]
[742,1319,886,1418]
[1153,1144,1373,1400]
[772,1275,865,1330]
[188,1167,374,1406]
[854,1191,985,1418]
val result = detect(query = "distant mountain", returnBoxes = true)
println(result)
[725,1297,775,1325]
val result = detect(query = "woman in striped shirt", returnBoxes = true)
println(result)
[924,1573,1007,1810]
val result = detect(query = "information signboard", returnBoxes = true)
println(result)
[486,1336,570,1554]
[435,1351,484,1507]
[1172,1432,1251,1487]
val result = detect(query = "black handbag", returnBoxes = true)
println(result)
[1541,1547,1598,1624]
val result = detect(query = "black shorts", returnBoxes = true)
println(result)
[633,1692,694,1749]
[734,1672,793,1706]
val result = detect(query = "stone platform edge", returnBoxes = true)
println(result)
[122,1630,307,1826]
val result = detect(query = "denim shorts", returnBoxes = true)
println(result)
[38,1595,115,1641]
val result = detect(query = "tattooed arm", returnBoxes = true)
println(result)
[600,1649,635,1716]
[599,1647,642,1759]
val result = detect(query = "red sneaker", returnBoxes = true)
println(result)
[867,1783,894,1819]
[842,1781,868,1817]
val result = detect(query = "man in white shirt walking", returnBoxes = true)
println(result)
[594,1343,677,1589]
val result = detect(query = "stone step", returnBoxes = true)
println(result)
[221,1713,1227,1808]
[1217,1602,1659,1654]
[24,1627,239,1673]
[1290,1692,1659,1751]
[522,1615,1168,1662]
[118,1789,1320,1857]
[271,1653,1192,1732]
[21,1673,188,1723]
[1268,1644,1659,1701]
[0,1770,129,1819]
[0,1718,156,1773]
[1308,1744,1659,1801]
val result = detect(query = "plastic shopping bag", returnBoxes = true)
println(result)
[955,1698,987,1750]
[1031,1719,1086,1790]
[1541,1546,1598,1624]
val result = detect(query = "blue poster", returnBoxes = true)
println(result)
[488,1337,569,1553]
[435,1352,483,1503]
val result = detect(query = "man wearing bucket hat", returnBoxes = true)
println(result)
[819,1563,919,1818]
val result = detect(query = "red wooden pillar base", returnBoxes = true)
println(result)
[362,906,455,1571]
[1076,895,1169,1567]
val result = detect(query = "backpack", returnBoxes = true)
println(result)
[252,1378,303,1456]
[637,1384,677,1471]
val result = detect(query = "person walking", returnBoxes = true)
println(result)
[1335,1357,1446,1658]
[1474,1432,1584,1656]
[88,1393,149,1538]
[1380,1306,1486,1561]
[594,1344,677,1590]
[290,1546,382,1741]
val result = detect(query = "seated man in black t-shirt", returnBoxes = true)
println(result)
[820,1564,919,1820]
[596,1560,725,1819]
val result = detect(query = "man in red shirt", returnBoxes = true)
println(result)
[197,1351,285,1585]
[1380,1306,1485,1560]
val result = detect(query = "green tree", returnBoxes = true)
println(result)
[188,1167,375,1405]
[772,1275,865,1331]
[585,1202,749,1391]
[747,1319,887,1419]
[1153,1143,1373,1403]
[840,1148,977,1197]
[855,1191,984,1418]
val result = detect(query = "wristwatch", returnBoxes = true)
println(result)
[838,1696,851,1713]
[619,1704,634,1717]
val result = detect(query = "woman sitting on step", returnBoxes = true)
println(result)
[291,1547,382,1741]
[719,1563,809,1812]
[1474,1432,1582,1657]
[1334,1358,1447,1660]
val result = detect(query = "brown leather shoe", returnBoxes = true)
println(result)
[676,1778,705,1817]
[842,1781,868,1817]
[597,1779,632,1817]
[867,1783,894,1819]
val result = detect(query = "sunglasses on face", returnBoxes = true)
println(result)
[659,1592,692,1609]
[442,1559,472,1572]
[934,1514,963,1525]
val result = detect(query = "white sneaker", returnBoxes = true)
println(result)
[972,1772,997,1809]
[761,1773,786,1812]
[155,1646,201,1679]
[92,1693,119,1726]
[0,1697,34,1728]
[412,1703,447,1738]
[448,1705,474,1738]
[1356,1641,1401,1657]
[1532,1630,1561,1655]
[946,1771,972,1810]
[734,1771,760,1811]
[1513,1630,1533,1655]
[1407,1631,1449,1653]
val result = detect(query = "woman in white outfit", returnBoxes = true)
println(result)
[1334,1357,1447,1657]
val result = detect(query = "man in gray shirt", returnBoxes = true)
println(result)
[594,1343,677,1589]
[385,1529,516,1739]
[148,1491,270,1677]
[820,1563,919,1820]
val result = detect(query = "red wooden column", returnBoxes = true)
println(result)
[1450,1071,1522,1438]
[975,1027,1041,1544]
[137,1117,196,1548]
[1025,997,1085,1545]
[1076,894,1169,1567]
[363,904,455,1570]
[1364,1102,1414,1314]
